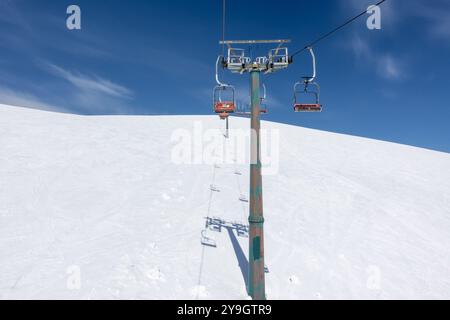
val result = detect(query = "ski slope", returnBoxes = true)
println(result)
[1,104,450,300]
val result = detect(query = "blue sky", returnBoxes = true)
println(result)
[0,0,450,152]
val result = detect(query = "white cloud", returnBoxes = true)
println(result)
[44,63,133,99]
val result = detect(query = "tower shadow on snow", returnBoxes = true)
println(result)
[203,217,249,292]
[225,226,249,291]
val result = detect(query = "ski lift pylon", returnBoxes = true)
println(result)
[293,47,322,113]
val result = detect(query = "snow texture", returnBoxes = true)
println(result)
[1,104,450,300]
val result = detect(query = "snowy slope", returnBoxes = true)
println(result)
[1,104,450,300]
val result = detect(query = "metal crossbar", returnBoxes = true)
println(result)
[220,39,291,45]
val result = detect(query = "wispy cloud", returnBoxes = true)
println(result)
[1,62,136,115]
[350,34,371,59]
[348,34,406,81]
[0,0,32,32]
[0,1,114,61]
[377,54,402,80]
[341,1,407,82]
[0,1,136,115]
[44,63,133,99]
[408,1,450,40]
[346,0,450,41]
[0,85,68,113]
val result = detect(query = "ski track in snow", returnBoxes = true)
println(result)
[1,104,450,299]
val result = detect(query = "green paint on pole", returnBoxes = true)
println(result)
[253,237,261,260]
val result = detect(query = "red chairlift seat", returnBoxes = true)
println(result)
[213,84,236,120]
[213,56,236,119]
[214,101,236,114]
[294,103,322,112]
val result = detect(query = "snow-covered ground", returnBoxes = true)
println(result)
[1,104,450,300]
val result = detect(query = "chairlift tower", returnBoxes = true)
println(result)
[219,39,291,300]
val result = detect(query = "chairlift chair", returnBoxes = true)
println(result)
[235,83,268,116]
[235,103,267,117]
[235,103,250,116]
[213,56,237,118]
[293,47,322,113]
[213,86,236,114]
[260,83,268,114]
[294,81,322,112]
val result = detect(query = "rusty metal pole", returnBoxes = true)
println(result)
[248,67,265,300]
